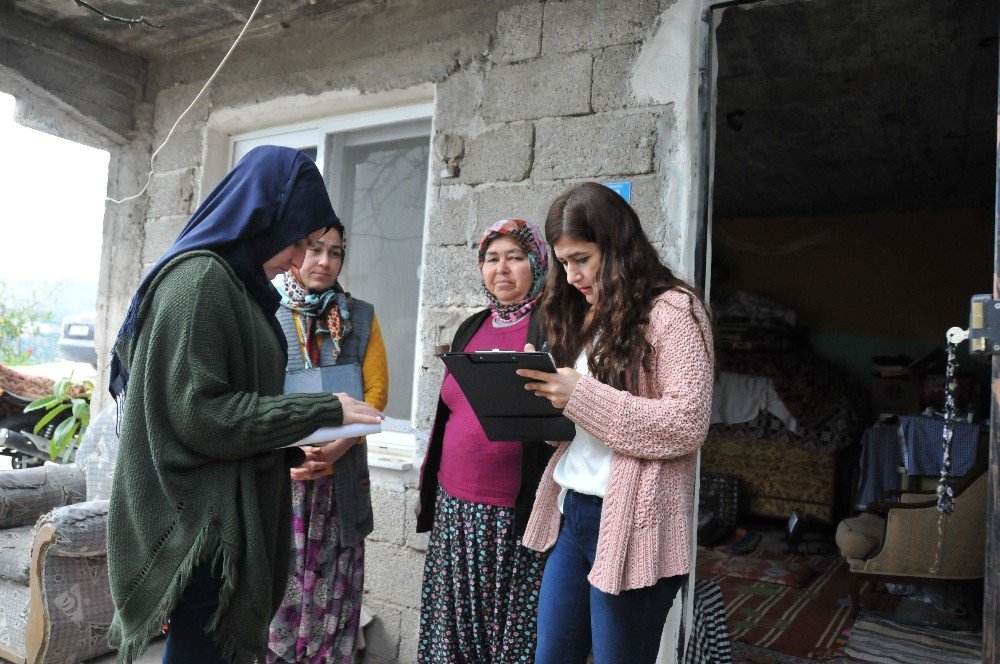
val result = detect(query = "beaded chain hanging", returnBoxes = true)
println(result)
[931,332,963,573]
[937,337,959,515]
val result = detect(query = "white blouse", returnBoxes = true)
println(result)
[553,350,613,505]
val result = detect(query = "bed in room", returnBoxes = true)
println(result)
[703,295,866,524]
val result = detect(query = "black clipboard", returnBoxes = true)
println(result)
[441,351,576,442]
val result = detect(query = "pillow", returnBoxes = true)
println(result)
[710,554,817,588]
[835,513,885,560]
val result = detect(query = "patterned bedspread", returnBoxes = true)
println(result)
[711,351,866,454]
[709,392,863,454]
[701,436,838,523]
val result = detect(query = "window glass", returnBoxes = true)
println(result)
[335,135,429,419]
[231,112,431,435]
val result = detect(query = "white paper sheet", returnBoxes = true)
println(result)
[289,423,382,447]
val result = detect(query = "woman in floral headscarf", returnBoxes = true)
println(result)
[415,219,555,663]
[268,220,389,664]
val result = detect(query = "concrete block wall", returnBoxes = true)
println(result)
[137,85,213,273]
[92,141,154,414]
[417,0,693,433]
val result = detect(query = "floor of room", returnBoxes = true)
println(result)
[703,519,982,663]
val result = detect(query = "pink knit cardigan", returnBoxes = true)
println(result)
[522,289,715,594]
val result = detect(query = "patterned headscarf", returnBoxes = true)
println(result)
[280,267,354,368]
[478,218,549,322]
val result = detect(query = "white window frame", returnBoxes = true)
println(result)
[228,102,434,468]
[229,103,434,175]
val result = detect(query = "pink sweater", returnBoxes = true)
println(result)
[437,315,528,507]
[522,290,715,594]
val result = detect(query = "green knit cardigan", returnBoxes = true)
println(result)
[107,251,345,663]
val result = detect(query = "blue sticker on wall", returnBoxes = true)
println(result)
[604,181,631,204]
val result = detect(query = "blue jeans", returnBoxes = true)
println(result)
[535,490,683,664]
[162,562,228,664]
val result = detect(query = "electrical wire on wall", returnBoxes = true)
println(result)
[106,0,264,205]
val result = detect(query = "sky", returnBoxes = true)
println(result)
[0,92,109,283]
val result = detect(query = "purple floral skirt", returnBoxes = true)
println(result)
[268,476,364,664]
[417,484,547,663]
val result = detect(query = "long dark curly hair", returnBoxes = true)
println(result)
[542,182,708,393]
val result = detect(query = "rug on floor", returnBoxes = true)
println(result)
[730,641,861,664]
[843,614,982,664]
[696,547,897,661]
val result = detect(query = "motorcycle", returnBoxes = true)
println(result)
[0,369,74,468]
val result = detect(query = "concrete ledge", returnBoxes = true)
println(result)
[0,5,145,145]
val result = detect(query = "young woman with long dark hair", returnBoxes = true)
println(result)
[517,182,715,664]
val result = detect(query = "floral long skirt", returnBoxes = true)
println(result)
[417,484,547,663]
[268,477,364,664]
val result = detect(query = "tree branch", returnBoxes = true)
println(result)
[71,0,164,29]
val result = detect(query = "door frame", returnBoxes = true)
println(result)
[985,34,1000,662]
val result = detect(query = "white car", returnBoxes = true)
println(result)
[56,313,97,367]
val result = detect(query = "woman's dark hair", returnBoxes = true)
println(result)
[542,182,708,392]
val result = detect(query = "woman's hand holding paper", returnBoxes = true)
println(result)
[290,457,329,481]
[310,437,361,465]
[336,393,383,425]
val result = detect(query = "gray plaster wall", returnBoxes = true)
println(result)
[5,0,707,661]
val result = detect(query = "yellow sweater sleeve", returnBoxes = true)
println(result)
[362,314,390,412]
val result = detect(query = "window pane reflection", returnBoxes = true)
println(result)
[337,136,429,420]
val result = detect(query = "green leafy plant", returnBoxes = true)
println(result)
[23,376,93,462]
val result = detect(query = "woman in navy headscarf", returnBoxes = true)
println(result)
[106,146,382,664]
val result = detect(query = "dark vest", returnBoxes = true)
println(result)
[277,298,375,547]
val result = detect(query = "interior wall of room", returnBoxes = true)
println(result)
[712,208,994,384]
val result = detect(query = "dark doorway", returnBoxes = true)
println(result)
[701,0,999,660]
